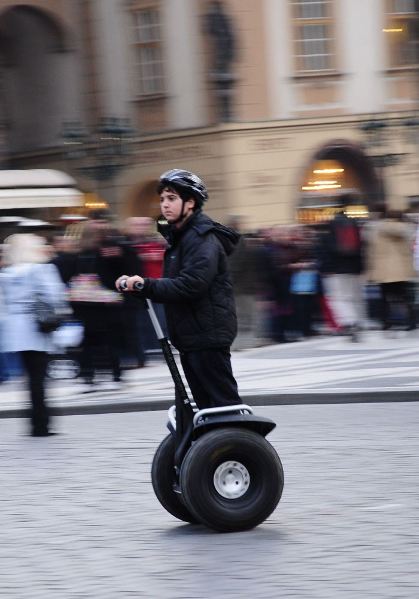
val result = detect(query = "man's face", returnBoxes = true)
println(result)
[160,187,195,226]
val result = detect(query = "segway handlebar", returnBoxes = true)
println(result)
[118,277,193,416]
[118,279,144,293]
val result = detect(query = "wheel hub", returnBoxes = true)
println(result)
[213,461,250,499]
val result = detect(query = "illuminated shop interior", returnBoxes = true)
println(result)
[297,159,369,224]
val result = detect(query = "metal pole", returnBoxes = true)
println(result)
[145,298,165,339]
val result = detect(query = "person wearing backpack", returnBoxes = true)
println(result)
[320,194,365,342]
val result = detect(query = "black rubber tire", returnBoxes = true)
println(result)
[151,434,199,524]
[180,428,284,532]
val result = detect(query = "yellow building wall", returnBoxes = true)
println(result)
[13,116,416,229]
[108,115,419,230]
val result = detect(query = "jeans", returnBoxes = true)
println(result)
[0,352,22,381]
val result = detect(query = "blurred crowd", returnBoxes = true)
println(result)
[1,193,419,393]
[0,211,166,391]
[229,193,418,348]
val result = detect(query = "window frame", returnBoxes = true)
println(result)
[384,0,419,68]
[130,5,166,97]
[290,0,337,74]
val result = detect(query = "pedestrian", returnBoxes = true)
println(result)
[124,216,167,363]
[56,214,141,391]
[0,243,8,383]
[320,194,365,341]
[226,215,259,350]
[258,225,301,343]
[289,225,319,338]
[116,168,241,410]
[0,234,68,436]
[125,217,166,279]
[367,209,416,330]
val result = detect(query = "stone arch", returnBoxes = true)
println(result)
[122,179,161,219]
[296,139,382,222]
[0,4,74,51]
[0,4,78,154]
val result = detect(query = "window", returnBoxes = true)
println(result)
[389,0,416,13]
[291,1,335,73]
[385,0,419,66]
[132,8,165,95]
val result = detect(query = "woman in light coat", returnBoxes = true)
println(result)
[0,234,68,436]
[367,211,416,330]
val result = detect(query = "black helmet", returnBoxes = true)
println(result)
[158,169,208,207]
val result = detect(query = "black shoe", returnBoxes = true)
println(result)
[31,431,58,437]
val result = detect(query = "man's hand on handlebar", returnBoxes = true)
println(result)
[115,275,145,292]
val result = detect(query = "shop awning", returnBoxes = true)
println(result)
[0,169,83,210]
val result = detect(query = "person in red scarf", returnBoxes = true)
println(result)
[124,217,167,361]
[126,217,165,278]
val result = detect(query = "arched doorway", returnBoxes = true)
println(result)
[124,180,161,219]
[297,139,381,224]
[0,5,75,154]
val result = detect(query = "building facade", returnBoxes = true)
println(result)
[0,0,418,227]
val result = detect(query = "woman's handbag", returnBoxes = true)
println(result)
[52,320,84,349]
[32,265,72,334]
[34,296,67,334]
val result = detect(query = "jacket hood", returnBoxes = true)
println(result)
[190,211,240,256]
[158,210,240,255]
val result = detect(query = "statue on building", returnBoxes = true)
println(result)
[203,1,237,122]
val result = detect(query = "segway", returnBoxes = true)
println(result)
[122,281,284,532]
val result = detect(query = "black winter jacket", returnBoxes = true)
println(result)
[142,210,240,351]
[319,213,364,275]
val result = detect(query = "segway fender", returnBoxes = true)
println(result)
[192,414,276,439]
[166,405,176,437]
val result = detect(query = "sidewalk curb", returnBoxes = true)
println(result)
[1,390,418,419]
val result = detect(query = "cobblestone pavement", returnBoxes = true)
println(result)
[1,403,419,598]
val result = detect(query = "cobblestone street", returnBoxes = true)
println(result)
[1,403,419,598]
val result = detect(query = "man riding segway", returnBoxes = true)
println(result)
[116,169,283,532]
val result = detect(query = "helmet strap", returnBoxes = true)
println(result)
[171,198,191,226]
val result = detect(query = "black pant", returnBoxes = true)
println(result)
[20,351,49,435]
[293,294,316,336]
[123,305,147,367]
[380,282,415,329]
[180,348,241,410]
[76,305,123,382]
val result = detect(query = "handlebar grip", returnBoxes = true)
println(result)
[118,279,144,292]
[133,281,145,292]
